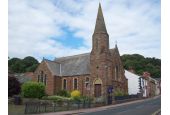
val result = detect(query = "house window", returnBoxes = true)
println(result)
[63,79,67,90]
[73,78,78,90]
[85,77,90,88]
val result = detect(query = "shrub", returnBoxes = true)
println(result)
[42,95,71,103]
[80,96,93,101]
[71,90,81,98]
[57,90,70,97]
[114,89,124,96]
[8,76,21,97]
[71,90,81,101]
[21,81,45,98]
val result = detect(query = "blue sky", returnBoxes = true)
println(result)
[8,0,161,61]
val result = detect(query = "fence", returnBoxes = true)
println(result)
[114,94,140,103]
[115,94,139,100]
[25,100,93,114]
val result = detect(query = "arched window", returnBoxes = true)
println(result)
[44,74,47,86]
[37,71,47,85]
[85,77,90,88]
[63,79,67,90]
[73,78,78,90]
[37,75,40,82]
[115,65,119,80]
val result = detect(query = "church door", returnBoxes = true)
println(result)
[94,84,101,97]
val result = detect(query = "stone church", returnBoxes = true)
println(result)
[33,4,128,104]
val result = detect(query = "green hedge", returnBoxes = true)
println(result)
[56,90,70,97]
[42,95,71,102]
[21,81,45,98]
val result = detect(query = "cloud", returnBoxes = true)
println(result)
[8,0,161,61]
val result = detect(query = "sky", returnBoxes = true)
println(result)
[8,0,161,61]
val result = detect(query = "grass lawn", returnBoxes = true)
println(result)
[8,104,25,115]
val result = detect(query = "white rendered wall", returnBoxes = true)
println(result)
[125,70,140,95]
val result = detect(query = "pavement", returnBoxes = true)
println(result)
[36,96,161,115]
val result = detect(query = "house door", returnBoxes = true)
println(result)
[94,84,101,97]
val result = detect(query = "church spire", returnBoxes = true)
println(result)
[94,3,107,33]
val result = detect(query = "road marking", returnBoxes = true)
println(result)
[152,108,161,115]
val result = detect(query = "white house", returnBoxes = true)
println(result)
[125,70,140,95]
[125,70,149,97]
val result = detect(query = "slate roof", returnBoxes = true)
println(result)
[45,60,60,75]
[44,48,116,77]
[14,73,32,84]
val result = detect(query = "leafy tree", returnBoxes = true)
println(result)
[8,56,39,73]
[22,56,38,68]
[121,54,161,78]
[8,76,21,97]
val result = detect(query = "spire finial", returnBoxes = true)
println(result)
[115,40,118,48]
[94,3,107,33]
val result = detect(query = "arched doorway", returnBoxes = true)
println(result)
[93,78,102,97]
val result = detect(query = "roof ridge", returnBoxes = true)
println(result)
[55,52,90,61]
[44,58,60,64]
[54,48,116,61]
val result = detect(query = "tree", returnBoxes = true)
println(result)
[8,56,39,73]
[22,56,38,68]
[8,76,21,97]
[121,54,161,78]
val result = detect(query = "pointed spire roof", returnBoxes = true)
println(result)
[94,3,107,33]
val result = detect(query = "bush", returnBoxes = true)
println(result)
[57,90,70,97]
[114,89,124,96]
[21,81,45,98]
[42,95,71,103]
[71,90,81,101]
[71,90,81,98]
[8,76,21,97]
[80,96,93,102]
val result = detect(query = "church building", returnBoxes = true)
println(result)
[33,3,128,104]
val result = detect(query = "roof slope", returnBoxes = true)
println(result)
[43,48,116,76]
[44,59,60,75]
[55,53,90,76]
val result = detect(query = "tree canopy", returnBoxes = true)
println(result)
[121,54,161,78]
[8,56,39,73]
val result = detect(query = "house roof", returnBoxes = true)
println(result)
[44,48,116,76]
[125,70,141,79]
[14,73,32,83]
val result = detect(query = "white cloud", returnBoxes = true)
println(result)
[8,0,161,61]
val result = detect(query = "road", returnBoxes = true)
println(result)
[81,97,161,115]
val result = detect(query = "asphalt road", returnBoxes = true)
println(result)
[81,97,161,115]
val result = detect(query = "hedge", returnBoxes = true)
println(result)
[21,81,45,98]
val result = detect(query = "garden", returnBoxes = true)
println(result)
[8,78,94,114]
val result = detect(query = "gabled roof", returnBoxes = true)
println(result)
[14,73,32,83]
[43,48,116,77]
[55,53,90,76]
[44,59,60,76]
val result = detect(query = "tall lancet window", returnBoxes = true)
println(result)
[63,79,67,90]
[73,78,78,90]
[37,71,47,85]
[115,65,119,80]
